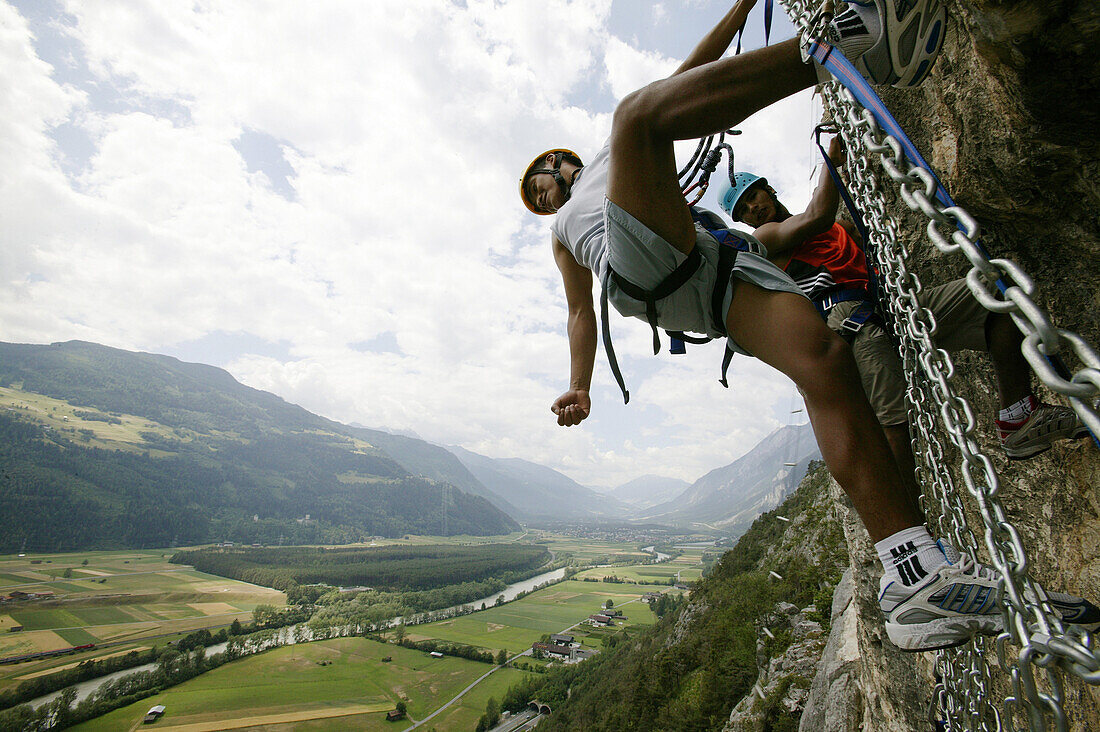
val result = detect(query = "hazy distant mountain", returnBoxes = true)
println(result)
[351,423,424,441]
[447,446,630,521]
[642,423,820,536]
[606,474,692,509]
[0,340,519,551]
[355,428,520,516]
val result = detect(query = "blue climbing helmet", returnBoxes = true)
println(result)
[717,172,768,220]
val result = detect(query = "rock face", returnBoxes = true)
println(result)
[864,0,1100,728]
[723,478,933,732]
[724,602,825,732]
[799,484,933,732]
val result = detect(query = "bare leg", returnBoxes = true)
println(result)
[726,282,925,542]
[985,313,1031,408]
[607,39,818,253]
[883,422,923,519]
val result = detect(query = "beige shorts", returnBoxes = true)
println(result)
[829,278,989,425]
[603,199,806,354]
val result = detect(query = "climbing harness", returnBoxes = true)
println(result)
[599,205,751,404]
[774,0,1100,729]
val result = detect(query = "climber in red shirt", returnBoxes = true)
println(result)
[719,134,1089,518]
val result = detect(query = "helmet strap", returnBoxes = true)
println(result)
[525,152,582,208]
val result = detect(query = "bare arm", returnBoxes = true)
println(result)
[673,0,759,76]
[837,217,862,246]
[551,235,596,427]
[756,136,845,258]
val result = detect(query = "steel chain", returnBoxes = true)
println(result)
[773,0,1100,729]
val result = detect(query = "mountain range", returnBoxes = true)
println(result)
[0,340,821,550]
[599,474,693,509]
[640,422,820,535]
[0,341,519,551]
[446,446,631,521]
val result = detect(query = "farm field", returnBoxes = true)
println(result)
[70,636,533,732]
[573,546,710,584]
[0,550,284,691]
[530,533,655,566]
[407,579,660,654]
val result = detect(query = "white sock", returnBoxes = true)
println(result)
[875,526,945,587]
[827,3,881,59]
[998,394,1037,423]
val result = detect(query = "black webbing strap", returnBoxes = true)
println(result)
[599,246,703,404]
[665,235,742,387]
[609,247,703,355]
[599,266,630,404]
[712,244,739,388]
[710,245,739,337]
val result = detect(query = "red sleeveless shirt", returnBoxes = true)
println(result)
[783,222,868,298]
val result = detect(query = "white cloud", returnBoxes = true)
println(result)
[1,0,822,489]
[603,36,679,101]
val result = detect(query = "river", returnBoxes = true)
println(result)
[642,545,672,562]
[28,565,569,710]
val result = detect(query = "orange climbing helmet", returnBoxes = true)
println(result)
[519,149,582,215]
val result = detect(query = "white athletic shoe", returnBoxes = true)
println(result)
[996,402,1090,460]
[880,542,1100,651]
[1040,588,1100,633]
[880,543,1002,652]
[830,0,948,88]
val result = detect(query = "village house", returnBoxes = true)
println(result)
[142,705,165,724]
[532,642,577,661]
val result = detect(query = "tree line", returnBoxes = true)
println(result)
[171,544,549,592]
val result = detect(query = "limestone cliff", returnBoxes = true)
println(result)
[723,478,932,732]
[864,0,1100,727]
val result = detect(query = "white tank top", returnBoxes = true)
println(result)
[549,140,610,276]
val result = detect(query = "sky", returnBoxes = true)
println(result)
[0,0,822,489]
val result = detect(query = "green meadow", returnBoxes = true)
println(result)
[407,579,659,653]
[573,546,709,584]
[531,533,655,566]
[70,636,533,732]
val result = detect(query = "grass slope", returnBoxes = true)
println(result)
[70,637,532,732]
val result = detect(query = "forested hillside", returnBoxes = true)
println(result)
[0,341,519,550]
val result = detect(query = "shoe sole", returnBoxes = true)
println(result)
[885,613,1002,652]
[870,0,948,88]
[1004,424,1092,460]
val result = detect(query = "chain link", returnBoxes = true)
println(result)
[776,0,1100,729]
